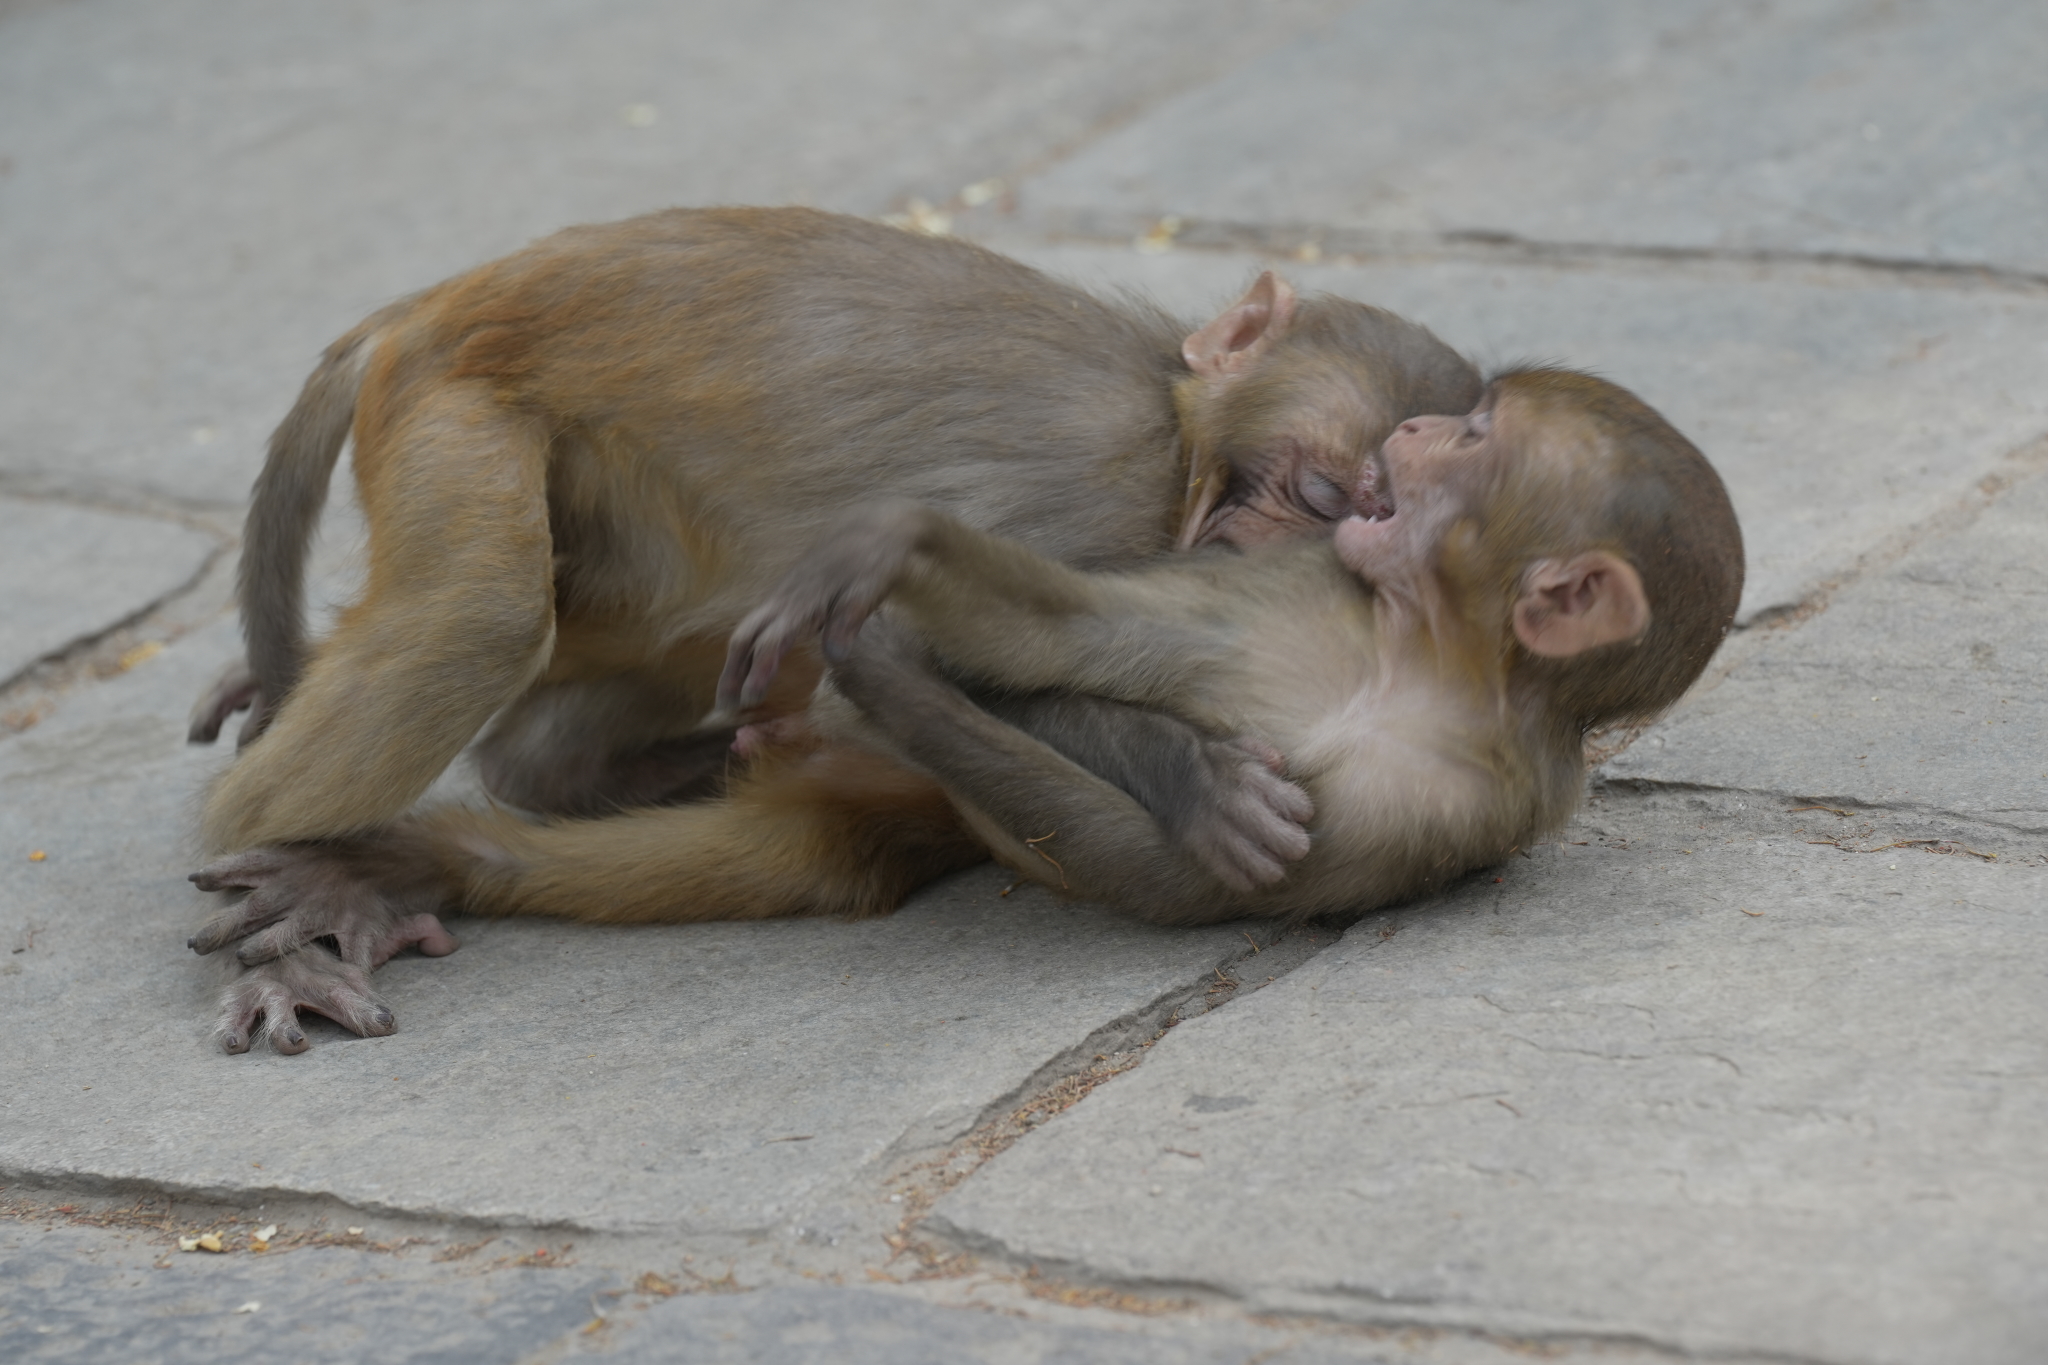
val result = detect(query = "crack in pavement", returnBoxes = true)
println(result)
[999,212,2048,298]
[873,923,1340,1256]
[0,469,245,525]
[1592,778,2048,846]
[909,1219,1849,1365]
[0,541,230,700]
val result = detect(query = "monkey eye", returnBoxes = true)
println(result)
[1462,410,1493,442]
[1296,471,1352,520]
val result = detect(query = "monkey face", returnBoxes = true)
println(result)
[1333,403,1504,586]
[1196,435,1374,548]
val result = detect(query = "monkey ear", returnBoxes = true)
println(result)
[1513,552,1650,658]
[1183,272,1299,381]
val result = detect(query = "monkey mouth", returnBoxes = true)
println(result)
[1353,456,1396,522]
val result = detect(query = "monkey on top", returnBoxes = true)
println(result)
[713,367,1744,922]
[182,205,1735,1055]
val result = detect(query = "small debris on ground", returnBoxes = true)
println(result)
[1134,215,1183,255]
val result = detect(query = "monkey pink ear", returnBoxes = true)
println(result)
[1513,552,1650,658]
[1183,271,1298,381]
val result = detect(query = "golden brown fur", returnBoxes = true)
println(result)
[186,206,1484,1053]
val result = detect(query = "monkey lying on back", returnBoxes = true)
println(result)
[717,369,1743,919]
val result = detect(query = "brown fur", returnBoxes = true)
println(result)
[187,207,1484,1052]
[720,368,1743,924]
[199,209,1478,857]
[436,742,983,924]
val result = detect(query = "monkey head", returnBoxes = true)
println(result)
[1175,273,1484,550]
[1335,367,1744,729]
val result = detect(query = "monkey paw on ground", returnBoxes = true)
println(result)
[192,846,458,1055]
[190,845,457,968]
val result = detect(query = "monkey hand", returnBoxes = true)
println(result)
[190,843,455,986]
[716,500,938,717]
[1169,736,1315,893]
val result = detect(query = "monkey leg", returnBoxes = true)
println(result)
[434,741,986,923]
[475,674,737,815]
[187,738,979,1053]
[832,627,1254,926]
[199,383,557,853]
[192,738,981,983]
[973,690,1312,893]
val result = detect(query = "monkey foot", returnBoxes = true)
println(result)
[214,951,397,1055]
[732,713,818,761]
[190,844,458,968]
[1184,737,1315,893]
[185,658,270,747]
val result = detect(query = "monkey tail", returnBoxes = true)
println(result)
[233,324,381,737]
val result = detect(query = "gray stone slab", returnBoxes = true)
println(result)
[0,498,218,686]
[0,0,1343,507]
[1023,0,2048,275]
[999,240,2048,621]
[1605,468,2048,826]
[0,1221,608,1365]
[0,615,1255,1234]
[932,805,2048,1363]
[590,1285,1379,1365]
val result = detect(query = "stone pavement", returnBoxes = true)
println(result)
[2,2,2043,1361]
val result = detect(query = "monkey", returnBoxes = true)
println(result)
[706,367,1745,921]
[182,206,1483,1052]
[191,368,1738,1048]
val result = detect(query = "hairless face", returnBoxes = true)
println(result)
[1333,400,1502,585]
[1334,386,1656,667]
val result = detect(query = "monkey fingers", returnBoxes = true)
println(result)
[214,951,396,1055]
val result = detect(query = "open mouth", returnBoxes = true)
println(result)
[1353,453,1396,523]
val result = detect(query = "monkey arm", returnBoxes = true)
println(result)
[972,689,1312,892]
[719,500,1226,718]
[829,622,1258,923]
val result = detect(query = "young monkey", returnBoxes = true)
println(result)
[717,369,1744,921]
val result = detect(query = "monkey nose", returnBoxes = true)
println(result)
[1353,455,1395,522]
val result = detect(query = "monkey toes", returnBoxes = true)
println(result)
[1181,738,1315,893]
[213,952,397,1055]
[185,659,268,746]
[190,846,459,969]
